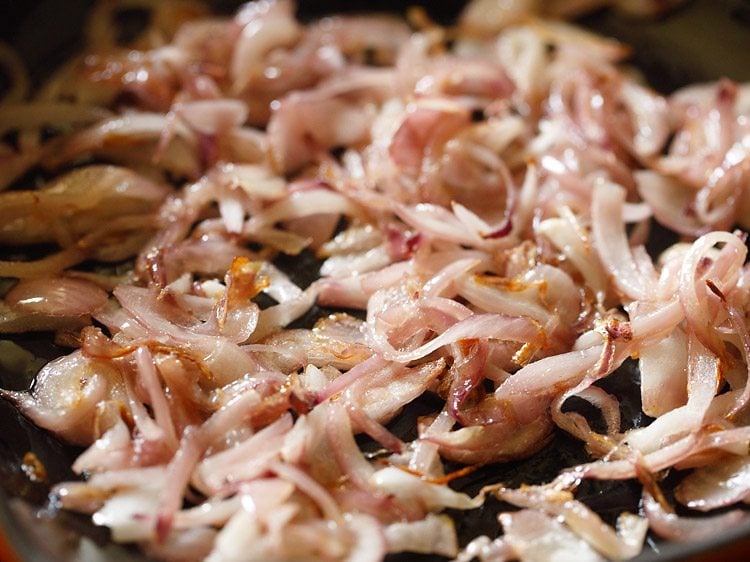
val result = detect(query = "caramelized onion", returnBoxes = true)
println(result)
[0,1,747,561]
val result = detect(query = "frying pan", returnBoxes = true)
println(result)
[1,1,750,561]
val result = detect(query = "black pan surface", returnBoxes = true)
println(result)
[1,1,750,561]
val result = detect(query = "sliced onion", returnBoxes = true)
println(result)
[5,277,108,317]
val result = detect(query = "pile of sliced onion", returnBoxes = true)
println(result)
[1,0,749,561]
